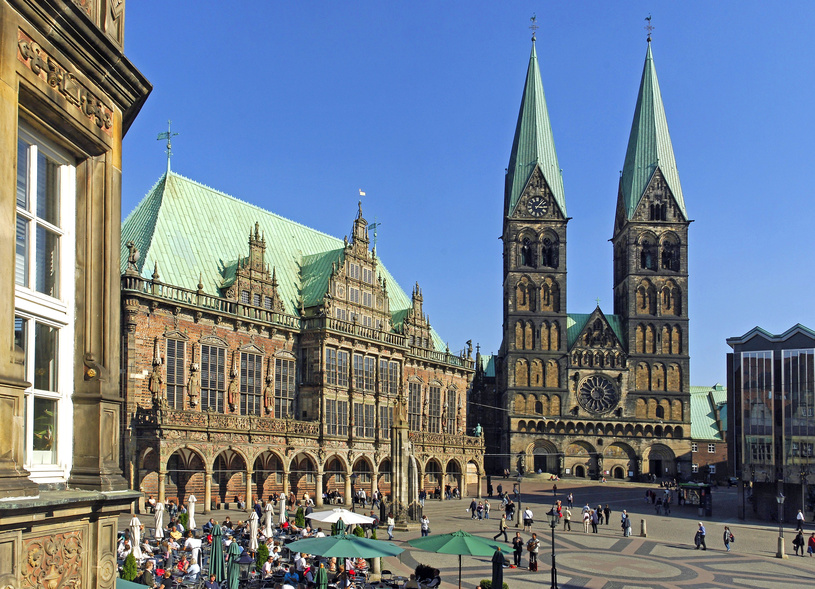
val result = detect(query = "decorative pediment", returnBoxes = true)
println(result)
[238,343,265,354]
[163,329,189,341]
[274,350,297,360]
[570,310,625,353]
[199,334,228,348]
[220,222,285,312]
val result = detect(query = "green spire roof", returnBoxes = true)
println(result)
[620,42,687,220]
[506,41,565,217]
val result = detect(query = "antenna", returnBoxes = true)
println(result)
[157,120,179,174]
[645,14,654,42]
[529,13,539,42]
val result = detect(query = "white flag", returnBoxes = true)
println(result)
[359,189,366,196]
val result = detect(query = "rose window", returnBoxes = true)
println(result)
[577,375,619,414]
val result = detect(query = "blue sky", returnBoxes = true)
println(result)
[122,2,815,387]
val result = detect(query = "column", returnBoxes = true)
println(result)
[246,468,254,512]
[315,471,324,507]
[345,471,353,506]
[283,463,290,496]
[158,469,167,503]
[204,469,212,514]
[476,472,482,499]
[371,464,379,501]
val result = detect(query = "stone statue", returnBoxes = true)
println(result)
[148,362,163,403]
[457,397,464,434]
[263,375,274,415]
[395,392,408,425]
[441,400,448,430]
[227,377,239,411]
[187,364,200,407]
[474,423,482,437]
[422,396,429,428]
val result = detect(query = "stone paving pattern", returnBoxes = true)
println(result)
[123,478,815,588]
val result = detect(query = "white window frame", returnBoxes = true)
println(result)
[708,443,716,454]
[15,123,76,483]
[691,463,699,473]
[691,442,698,453]
[708,465,717,474]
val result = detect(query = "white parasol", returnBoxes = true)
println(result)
[154,502,165,540]
[279,495,287,525]
[188,495,197,530]
[130,516,143,560]
[263,502,274,537]
[248,510,259,551]
[307,508,374,525]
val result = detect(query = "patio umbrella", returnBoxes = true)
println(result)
[308,508,374,525]
[279,495,287,525]
[285,533,403,558]
[335,518,345,536]
[188,495,197,530]
[408,530,504,589]
[154,503,165,540]
[226,540,242,589]
[129,517,143,561]
[209,522,226,582]
[263,502,274,537]
[248,510,259,552]
[316,563,328,589]
[491,548,504,589]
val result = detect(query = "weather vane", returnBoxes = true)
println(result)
[529,13,539,41]
[645,14,654,42]
[368,217,381,250]
[157,120,179,174]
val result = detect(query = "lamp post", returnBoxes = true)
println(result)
[776,492,787,559]
[801,468,809,523]
[514,475,522,528]
[350,473,358,513]
[547,505,559,589]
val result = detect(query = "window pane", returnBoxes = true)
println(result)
[34,322,57,391]
[14,316,27,371]
[17,139,28,209]
[37,152,60,226]
[16,217,29,287]
[32,397,57,464]
[35,225,59,297]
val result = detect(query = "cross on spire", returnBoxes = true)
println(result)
[595,297,601,307]
[529,13,539,42]
[157,120,179,174]
[645,14,654,42]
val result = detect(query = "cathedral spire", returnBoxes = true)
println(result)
[506,39,565,218]
[619,41,687,221]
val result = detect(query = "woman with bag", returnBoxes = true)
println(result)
[793,530,805,556]
[723,526,733,552]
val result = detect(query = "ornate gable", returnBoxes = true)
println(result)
[630,168,686,224]
[511,165,565,221]
[402,282,433,349]
[568,309,627,371]
[221,222,285,312]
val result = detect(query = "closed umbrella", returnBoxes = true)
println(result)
[307,508,374,525]
[188,495,197,531]
[408,530,503,589]
[248,510,259,552]
[335,518,345,536]
[154,503,165,540]
[226,540,242,589]
[316,563,328,589]
[491,548,504,589]
[285,534,403,558]
[209,522,226,582]
[263,502,274,537]
[129,517,143,561]
[279,496,287,525]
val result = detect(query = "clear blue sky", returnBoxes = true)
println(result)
[122,1,815,387]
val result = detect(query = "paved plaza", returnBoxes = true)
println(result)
[123,478,815,588]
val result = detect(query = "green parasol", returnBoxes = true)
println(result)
[285,533,403,558]
[335,517,346,536]
[407,530,504,589]
[226,540,242,589]
[316,563,329,589]
[209,524,226,582]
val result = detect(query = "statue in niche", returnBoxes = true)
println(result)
[187,363,200,407]
[422,396,429,429]
[148,361,164,404]
[396,391,408,425]
[441,400,448,430]
[263,375,274,415]
[457,396,464,434]
[227,377,239,411]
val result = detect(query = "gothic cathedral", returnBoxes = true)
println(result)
[473,37,692,481]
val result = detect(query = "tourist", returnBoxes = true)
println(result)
[484,499,491,519]
[420,515,430,537]
[147,495,157,514]
[723,526,733,552]
[604,504,612,525]
[591,509,599,533]
[797,509,806,531]
[808,532,815,556]
[526,533,540,571]
[563,506,571,531]
[566,492,573,509]
[203,574,219,589]
[141,561,156,588]
[493,514,508,542]
[621,511,631,537]
[158,571,173,589]
[695,522,707,550]
[404,573,420,589]
[512,531,524,568]
[387,512,395,540]
[582,509,590,533]
[523,506,533,532]
[477,501,484,520]
[469,498,477,519]
[793,530,805,556]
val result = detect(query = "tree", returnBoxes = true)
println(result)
[256,543,269,572]
[121,553,138,581]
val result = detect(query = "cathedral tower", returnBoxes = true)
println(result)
[612,39,691,471]
[499,37,568,472]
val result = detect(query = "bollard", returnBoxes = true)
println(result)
[371,556,381,581]
[640,519,647,537]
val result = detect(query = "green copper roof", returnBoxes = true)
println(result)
[506,41,565,217]
[620,42,686,220]
[689,384,727,441]
[566,311,625,349]
[121,171,447,351]
[479,354,495,378]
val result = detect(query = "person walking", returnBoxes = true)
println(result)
[603,504,612,525]
[797,509,806,531]
[386,513,395,540]
[420,515,430,537]
[567,492,573,509]
[590,509,599,533]
[808,532,815,556]
[511,532,524,568]
[477,502,484,520]
[621,511,631,537]
[563,507,571,531]
[484,500,491,519]
[469,499,478,519]
[793,530,805,556]
[723,526,733,552]
[527,533,540,572]
[523,507,533,533]
[493,514,509,543]
[695,522,707,550]
[582,509,591,533]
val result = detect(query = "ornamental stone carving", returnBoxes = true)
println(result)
[22,531,83,589]
[576,374,620,415]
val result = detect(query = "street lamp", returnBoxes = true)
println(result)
[801,468,809,523]
[547,504,559,589]
[776,492,787,559]
[514,475,522,528]
[350,473,358,512]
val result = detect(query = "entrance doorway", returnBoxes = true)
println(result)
[650,459,663,477]
[613,466,625,479]
[574,465,585,478]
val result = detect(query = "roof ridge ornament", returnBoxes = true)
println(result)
[157,120,179,175]
[529,13,539,42]
[645,14,654,43]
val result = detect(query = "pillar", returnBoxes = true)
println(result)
[477,472,482,499]
[371,464,379,500]
[204,469,212,514]
[316,471,324,507]
[283,465,290,496]
[345,471,353,506]
[246,468,254,512]
[158,469,166,503]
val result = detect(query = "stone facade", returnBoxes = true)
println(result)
[121,190,483,514]
[0,1,150,588]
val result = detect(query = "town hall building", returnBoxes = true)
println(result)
[471,35,692,481]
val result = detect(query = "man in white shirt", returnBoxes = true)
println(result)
[183,531,202,567]
[523,508,534,532]
[314,527,326,538]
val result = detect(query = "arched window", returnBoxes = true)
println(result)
[640,240,657,270]
[655,405,665,419]
[541,236,558,268]
[661,238,679,271]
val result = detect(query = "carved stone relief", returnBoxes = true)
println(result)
[22,531,83,589]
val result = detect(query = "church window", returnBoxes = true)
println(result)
[635,398,647,418]
[520,238,535,267]
[551,322,560,350]
[515,359,529,387]
[636,364,650,390]
[408,382,422,430]
[274,357,296,418]
[546,360,559,388]
[655,405,665,419]
[515,321,524,350]
[541,278,559,312]
[541,322,550,351]
[649,203,667,221]
[524,321,534,349]
[541,236,558,268]
[428,386,442,433]
[661,241,679,271]
[240,352,262,415]
[531,359,543,386]
[640,240,657,270]
[166,339,186,410]
[667,364,681,391]
[200,344,225,412]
